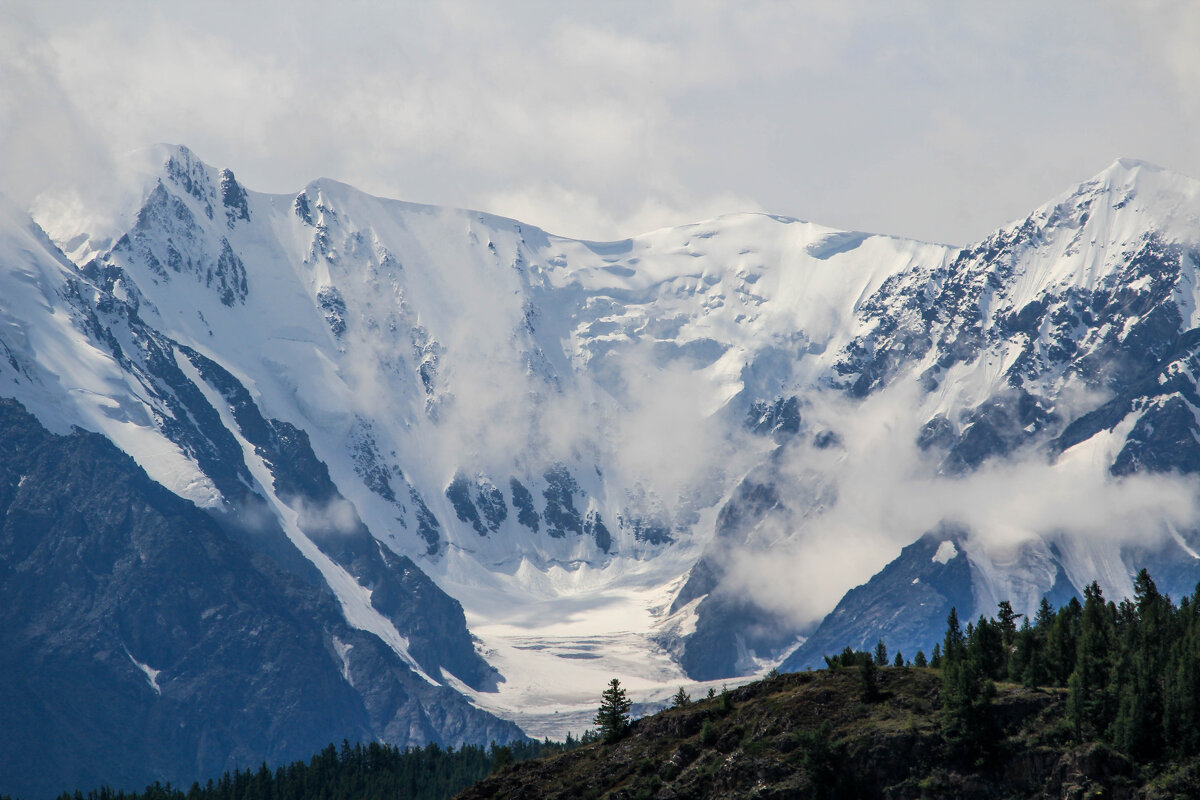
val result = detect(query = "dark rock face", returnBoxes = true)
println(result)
[670,477,803,680]
[113,180,248,306]
[510,478,540,532]
[218,168,251,226]
[622,515,673,545]
[447,472,488,536]
[0,399,523,800]
[583,510,612,553]
[836,204,1197,476]
[780,529,977,671]
[1112,395,1200,475]
[746,395,801,442]
[542,465,584,539]
[939,389,1056,475]
[177,349,496,691]
[446,473,508,537]
[317,286,348,337]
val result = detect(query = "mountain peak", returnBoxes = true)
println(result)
[1106,156,1164,175]
[1087,156,1200,200]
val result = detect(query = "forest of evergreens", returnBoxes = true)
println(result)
[32,738,578,800]
[829,568,1200,767]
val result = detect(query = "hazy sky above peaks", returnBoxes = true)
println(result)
[3,0,1200,244]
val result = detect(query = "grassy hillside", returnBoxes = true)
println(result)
[456,667,1200,799]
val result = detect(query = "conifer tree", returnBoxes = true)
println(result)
[1067,582,1114,740]
[859,656,880,701]
[969,616,1005,680]
[944,607,964,662]
[1035,596,1054,630]
[997,600,1018,649]
[1049,598,1082,685]
[940,621,993,756]
[996,600,1019,675]
[595,678,633,743]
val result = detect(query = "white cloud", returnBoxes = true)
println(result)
[4,1,1200,244]
[718,380,1200,629]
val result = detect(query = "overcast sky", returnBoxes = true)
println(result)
[3,0,1199,244]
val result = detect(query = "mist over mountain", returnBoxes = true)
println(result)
[4,146,1200,796]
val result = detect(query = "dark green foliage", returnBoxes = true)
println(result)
[670,686,691,708]
[996,600,1019,650]
[939,608,995,758]
[893,652,904,668]
[930,570,1200,769]
[1066,582,1114,741]
[794,721,843,797]
[50,739,574,800]
[823,647,873,670]
[968,616,1005,681]
[914,650,928,668]
[873,640,888,667]
[463,652,1200,800]
[859,657,880,701]
[490,746,513,773]
[595,678,633,743]
[944,607,964,662]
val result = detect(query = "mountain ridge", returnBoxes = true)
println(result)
[5,145,1200,761]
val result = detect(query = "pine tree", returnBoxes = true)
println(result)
[969,616,1005,680]
[940,625,993,756]
[997,600,1019,648]
[1035,596,1054,630]
[914,650,928,668]
[874,640,888,667]
[997,600,1019,676]
[594,678,633,743]
[1067,582,1115,740]
[859,657,880,701]
[670,686,691,708]
[944,608,964,662]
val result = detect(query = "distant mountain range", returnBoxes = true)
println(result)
[4,146,1200,796]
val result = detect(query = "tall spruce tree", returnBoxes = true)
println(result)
[595,678,633,743]
[944,607,964,662]
[1067,582,1115,740]
[940,608,993,756]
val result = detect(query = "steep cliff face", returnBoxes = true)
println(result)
[0,398,521,800]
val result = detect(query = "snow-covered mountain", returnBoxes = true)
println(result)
[5,146,1200,793]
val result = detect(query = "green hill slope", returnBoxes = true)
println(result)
[457,667,1200,799]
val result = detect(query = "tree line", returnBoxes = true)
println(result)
[832,568,1200,764]
[46,738,580,800]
